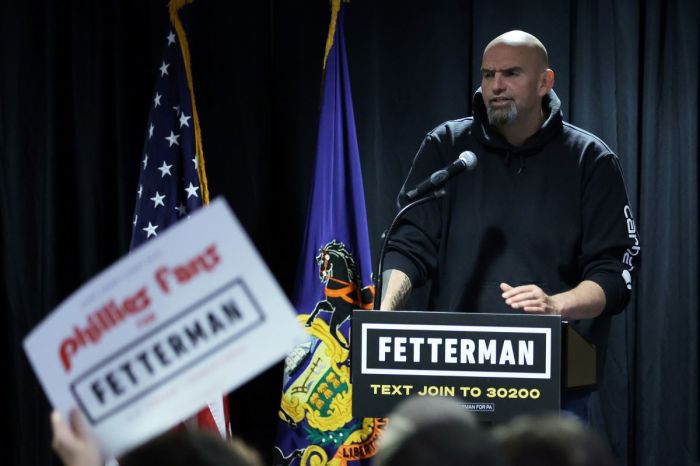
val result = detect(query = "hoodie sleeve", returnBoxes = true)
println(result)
[579,152,640,315]
[383,133,445,287]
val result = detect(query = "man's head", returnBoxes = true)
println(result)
[481,30,554,129]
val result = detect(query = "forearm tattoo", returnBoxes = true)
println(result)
[381,270,412,310]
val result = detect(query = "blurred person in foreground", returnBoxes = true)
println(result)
[493,413,616,466]
[50,408,262,466]
[374,395,506,466]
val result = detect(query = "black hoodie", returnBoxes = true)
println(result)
[384,89,640,321]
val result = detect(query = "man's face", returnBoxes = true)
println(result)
[480,44,548,127]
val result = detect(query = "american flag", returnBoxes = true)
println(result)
[129,27,205,249]
[128,1,227,438]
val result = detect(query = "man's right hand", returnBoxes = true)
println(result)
[380,269,412,310]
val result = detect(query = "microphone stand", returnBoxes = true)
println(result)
[373,189,446,310]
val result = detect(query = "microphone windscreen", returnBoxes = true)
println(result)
[458,151,478,170]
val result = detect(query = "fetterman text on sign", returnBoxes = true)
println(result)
[351,311,561,423]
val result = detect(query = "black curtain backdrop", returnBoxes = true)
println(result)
[1,1,698,465]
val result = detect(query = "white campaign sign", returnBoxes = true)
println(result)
[24,198,305,457]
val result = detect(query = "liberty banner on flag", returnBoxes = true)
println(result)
[129,0,228,438]
[274,2,387,465]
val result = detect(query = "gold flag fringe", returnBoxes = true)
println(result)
[169,0,210,205]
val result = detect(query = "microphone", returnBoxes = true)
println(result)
[405,151,477,200]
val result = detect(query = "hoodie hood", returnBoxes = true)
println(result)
[472,88,564,153]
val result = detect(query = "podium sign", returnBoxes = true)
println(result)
[351,310,561,422]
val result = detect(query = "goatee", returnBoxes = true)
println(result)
[486,103,518,126]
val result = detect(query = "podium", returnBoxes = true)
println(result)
[351,310,595,423]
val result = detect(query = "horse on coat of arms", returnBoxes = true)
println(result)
[305,240,374,349]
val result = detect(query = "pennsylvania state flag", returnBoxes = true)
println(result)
[274,2,385,465]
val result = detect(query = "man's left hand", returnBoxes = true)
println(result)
[499,283,562,315]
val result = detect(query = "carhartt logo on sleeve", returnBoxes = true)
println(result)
[622,205,640,273]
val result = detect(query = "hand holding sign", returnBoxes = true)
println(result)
[51,409,102,466]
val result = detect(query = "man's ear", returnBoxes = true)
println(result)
[539,69,555,96]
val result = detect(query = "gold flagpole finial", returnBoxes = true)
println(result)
[322,0,342,70]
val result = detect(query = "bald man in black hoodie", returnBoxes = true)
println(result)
[381,30,640,418]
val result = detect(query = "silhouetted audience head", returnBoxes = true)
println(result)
[374,396,505,466]
[493,413,616,466]
[51,408,262,466]
[120,430,263,466]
